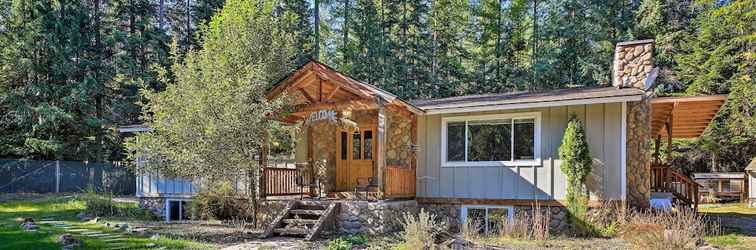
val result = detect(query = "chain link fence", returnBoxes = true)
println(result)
[0,160,136,195]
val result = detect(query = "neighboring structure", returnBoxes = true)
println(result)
[126,40,728,236]
[747,158,756,208]
[693,172,747,203]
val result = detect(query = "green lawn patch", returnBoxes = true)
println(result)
[0,195,218,250]
[699,203,756,216]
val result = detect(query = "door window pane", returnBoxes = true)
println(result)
[352,132,361,159]
[447,122,465,161]
[468,119,512,161]
[340,132,348,160]
[363,130,373,160]
[513,119,535,160]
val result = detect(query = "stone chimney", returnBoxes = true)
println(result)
[613,39,655,89]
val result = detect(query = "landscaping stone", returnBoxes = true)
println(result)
[77,212,92,221]
[57,234,81,250]
[21,218,38,231]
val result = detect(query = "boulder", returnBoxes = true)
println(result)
[57,234,81,250]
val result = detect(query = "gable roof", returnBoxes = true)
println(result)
[746,157,756,172]
[267,59,422,114]
[412,86,644,115]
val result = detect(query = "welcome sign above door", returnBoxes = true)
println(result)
[304,109,338,126]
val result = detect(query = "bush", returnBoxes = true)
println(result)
[498,204,550,241]
[397,209,447,250]
[326,234,367,250]
[620,209,714,249]
[190,181,252,220]
[558,117,592,231]
[81,187,155,220]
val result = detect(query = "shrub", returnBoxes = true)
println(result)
[498,204,550,241]
[81,187,155,220]
[326,234,367,250]
[559,117,592,220]
[190,181,251,220]
[397,209,447,250]
[583,200,626,237]
[620,209,714,249]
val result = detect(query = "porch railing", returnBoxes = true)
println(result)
[651,164,701,210]
[261,158,310,197]
[385,166,415,198]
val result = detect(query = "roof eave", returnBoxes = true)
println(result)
[421,94,643,115]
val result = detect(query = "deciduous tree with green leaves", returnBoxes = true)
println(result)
[126,0,297,222]
[558,116,592,225]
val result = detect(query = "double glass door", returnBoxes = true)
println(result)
[335,127,375,191]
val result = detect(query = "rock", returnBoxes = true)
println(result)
[88,217,100,224]
[119,224,129,231]
[150,233,160,240]
[634,46,644,56]
[57,234,81,250]
[146,243,157,248]
[76,212,91,221]
[21,221,38,231]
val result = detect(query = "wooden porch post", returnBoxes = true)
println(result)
[259,136,269,200]
[666,116,673,164]
[376,99,387,193]
[654,134,661,165]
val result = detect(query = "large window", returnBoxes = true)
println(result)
[442,113,540,166]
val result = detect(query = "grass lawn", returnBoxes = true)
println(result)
[699,203,756,250]
[0,195,219,250]
[699,203,756,215]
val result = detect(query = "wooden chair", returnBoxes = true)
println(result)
[354,177,378,201]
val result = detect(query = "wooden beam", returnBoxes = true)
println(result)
[651,95,728,104]
[376,101,387,193]
[299,88,316,103]
[325,85,341,101]
[292,99,377,115]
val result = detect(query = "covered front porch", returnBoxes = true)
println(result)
[649,95,727,210]
[260,60,421,200]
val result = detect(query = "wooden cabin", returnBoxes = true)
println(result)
[126,40,730,235]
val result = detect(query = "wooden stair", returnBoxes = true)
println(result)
[651,164,702,210]
[262,201,338,241]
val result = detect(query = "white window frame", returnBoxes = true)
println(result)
[165,198,190,222]
[460,205,515,235]
[441,112,542,167]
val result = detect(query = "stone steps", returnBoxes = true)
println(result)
[289,209,324,215]
[273,228,309,235]
[283,219,318,225]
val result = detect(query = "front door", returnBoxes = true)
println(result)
[335,127,375,191]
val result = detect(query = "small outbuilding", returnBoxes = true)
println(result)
[746,158,756,207]
[693,172,747,203]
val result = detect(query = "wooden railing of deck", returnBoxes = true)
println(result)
[261,159,310,197]
[385,166,415,198]
[651,164,701,210]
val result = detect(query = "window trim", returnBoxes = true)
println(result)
[460,205,515,235]
[441,112,542,167]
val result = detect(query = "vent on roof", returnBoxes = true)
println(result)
[612,40,657,90]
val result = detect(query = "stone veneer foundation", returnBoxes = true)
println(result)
[139,197,166,219]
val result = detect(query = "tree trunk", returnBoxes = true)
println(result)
[94,0,104,163]
[314,0,320,60]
